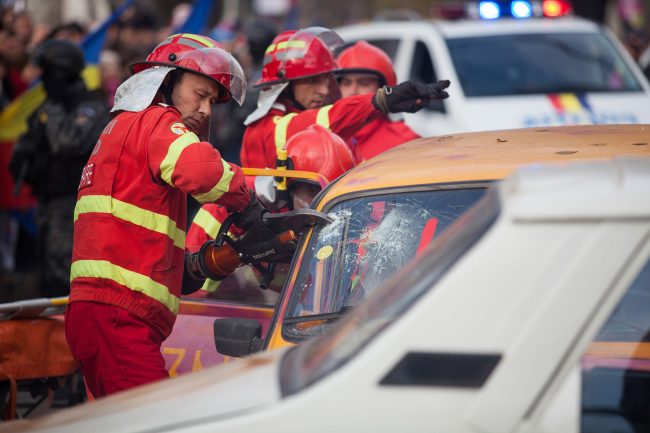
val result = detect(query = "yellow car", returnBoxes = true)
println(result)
[172,124,650,366]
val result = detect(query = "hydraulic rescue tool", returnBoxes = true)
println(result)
[186,208,332,290]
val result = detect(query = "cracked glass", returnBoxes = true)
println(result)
[285,187,487,338]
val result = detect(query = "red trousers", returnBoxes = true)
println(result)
[65,301,168,398]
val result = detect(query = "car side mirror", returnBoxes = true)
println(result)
[213,318,263,357]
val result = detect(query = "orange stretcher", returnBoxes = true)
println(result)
[0,297,76,419]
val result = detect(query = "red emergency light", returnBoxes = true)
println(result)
[542,0,572,17]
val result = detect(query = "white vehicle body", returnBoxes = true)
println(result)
[6,156,650,433]
[335,18,650,136]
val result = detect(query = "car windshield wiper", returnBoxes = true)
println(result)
[283,305,355,324]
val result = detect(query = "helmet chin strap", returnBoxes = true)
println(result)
[285,83,306,111]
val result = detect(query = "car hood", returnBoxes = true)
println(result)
[2,349,287,433]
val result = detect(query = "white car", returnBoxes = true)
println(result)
[6,156,650,433]
[335,16,650,136]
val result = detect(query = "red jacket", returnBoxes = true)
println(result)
[348,117,420,163]
[240,93,381,168]
[69,105,250,339]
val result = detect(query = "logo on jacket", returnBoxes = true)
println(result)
[170,122,190,135]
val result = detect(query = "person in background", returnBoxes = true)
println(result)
[9,39,109,297]
[64,34,266,397]
[240,27,450,170]
[210,16,278,165]
[185,125,355,294]
[336,41,420,163]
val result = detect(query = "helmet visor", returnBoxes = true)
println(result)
[175,47,247,105]
[277,28,343,81]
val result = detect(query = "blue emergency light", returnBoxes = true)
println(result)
[462,0,572,20]
[477,0,541,19]
[478,1,501,19]
[511,1,533,18]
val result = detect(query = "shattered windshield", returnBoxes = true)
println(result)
[280,189,500,396]
[284,186,487,338]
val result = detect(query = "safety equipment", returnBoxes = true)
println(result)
[69,105,251,340]
[130,33,247,105]
[336,41,397,87]
[187,225,297,281]
[186,209,331,287]
[285,124,355,185]
[372,80,450,114]
[256,27,343,87]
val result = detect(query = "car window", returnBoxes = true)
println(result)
[280,189,500,396]
[581,255,650,432]
[446,32,642,97]
[183,264,286,305]
[410,40,445,113]
[284,187,486,340]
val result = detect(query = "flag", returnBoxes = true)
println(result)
[174,0,216,35]
[0,0,134,142]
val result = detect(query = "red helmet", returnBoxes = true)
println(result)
[285,124,355,185]
[256,27,342,88]
[130,33,247,105]
[336,41,397,87]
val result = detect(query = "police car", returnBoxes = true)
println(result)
[335,2,650,136]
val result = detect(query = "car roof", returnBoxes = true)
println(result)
[433,16,600,38]
[318,124,650,206]
[503,157,650,219]
[336,16,601,39]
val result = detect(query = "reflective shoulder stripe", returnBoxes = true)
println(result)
[192,207,224,239]
[274,113,298,154]
[75,195,185,249]
[192,159,235,203]
[71,260,180,314]
[316,105,333,130]
[160,131,200,187]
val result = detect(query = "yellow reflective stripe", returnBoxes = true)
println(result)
[316,105,333,129]
[266,40,307,54]
[277,40,306,50]
[192,207,223,239]
[181,34,216,47]
[160,132,200,187]
[274,113,298,154]
[192,159,235,203]
[74,195,185,249]
[71,260,180,314]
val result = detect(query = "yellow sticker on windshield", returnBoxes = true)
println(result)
[316,245,333,261]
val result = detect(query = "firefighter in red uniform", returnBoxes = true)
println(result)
[64,34,265,397]
[186,125,355,293]
[240,27,450,169]
[336,41,421,163]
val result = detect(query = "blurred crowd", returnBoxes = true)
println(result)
[0,0,282,151]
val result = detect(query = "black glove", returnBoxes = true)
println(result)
[231,191,266,231]
[372,80,450,114]
[236,222,297,264]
